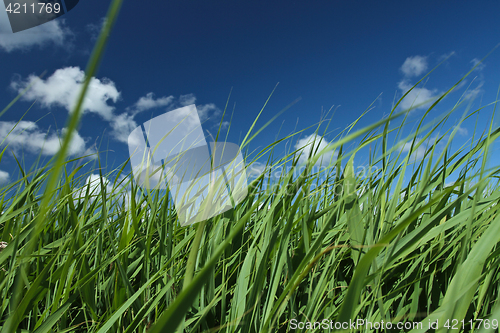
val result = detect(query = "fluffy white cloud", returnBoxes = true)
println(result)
[10,68,223,146]
[400,55,428,77]
[11,67,120,120]
[127,92,174,115]
[0,120,86,156]
[0,8,72,52]
[397,80,439,111]
[295,134,336,166]
[397,55,441,111]
[0,170,9,185]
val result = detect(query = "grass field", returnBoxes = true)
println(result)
[1,1,500,332]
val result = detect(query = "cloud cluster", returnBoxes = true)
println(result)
[0,120,86,156]
[397,55,440,111]
[0,9,72,52]
[10,67,223,148]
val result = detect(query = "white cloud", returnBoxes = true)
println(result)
[115,93,222,144]
[111,113,138,144]
[401,141,427,161]
[74,174,113,203]
[397,80,439,111]
[471,58,486,72]
[127,92,174,115]
[74,174,132,209]
[397,56,440,111]
[0,170,9,185]
[0,120,86,156]
[399,135,446,161]
[196,103,221,122]
[400,55,428,77]
[11,68,223,146]
[179,93,197,106]
[462,60,486,100]
[84,174,113,193]
[0,7,72,52]
[177,94,220,122]
[453,125,468,136]
[85,17,107,41]
[295,134,336,166]
[247,162,267,178]
[11,67,121,120]
[464,82,484,100]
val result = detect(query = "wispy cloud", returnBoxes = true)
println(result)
[399,134,448,162]
[196,103,221,123]
[461,58,487,100]
[0,120,87,156]
[453,125,468,136]
[127,92,174,115]
[470,58,486,72]
[85,17,107,41]
[179,94,197,106]
[0,9,72,52]
[177,94,221,123]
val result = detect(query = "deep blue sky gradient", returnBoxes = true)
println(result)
[1,0,499,184]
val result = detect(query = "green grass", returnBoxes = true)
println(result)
[2,2,500,332]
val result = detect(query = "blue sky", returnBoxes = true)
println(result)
[0,0,499,187]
